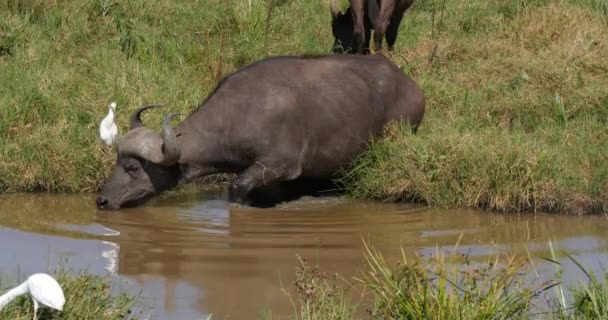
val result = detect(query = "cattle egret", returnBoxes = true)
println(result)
[0,273,65,320]
[100,102,118,145]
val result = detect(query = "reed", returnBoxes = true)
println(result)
[284,239,608,320]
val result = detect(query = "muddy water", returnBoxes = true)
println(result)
[0,192,607,319]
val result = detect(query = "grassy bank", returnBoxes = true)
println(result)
[340,0,608,214]
[0,271,136,320]
[0,0,606,213]
[281,241,608,320]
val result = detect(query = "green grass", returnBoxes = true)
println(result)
[359,241,540,319]
[282,240,608,320]
[566,271,608,319]
[546,242,608,320]
[341,0,608,214]
[0,0,331,192]
[283,255,356,320]
[0,0,606,214]
[0,271,137,320]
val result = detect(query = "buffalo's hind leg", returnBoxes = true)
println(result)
[351,0,367,54]
[385,14,404,52]
[385,2,413,52]
[248,183,284,208]
[228,161,300,206]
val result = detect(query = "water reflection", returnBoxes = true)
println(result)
[0,193,607,319]
[101,240,119,274]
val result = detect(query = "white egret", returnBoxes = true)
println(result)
[0,273,65,320]
[100,102,118,145]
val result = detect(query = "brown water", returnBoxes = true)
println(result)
[0,192,607,319]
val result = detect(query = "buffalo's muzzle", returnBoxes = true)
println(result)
[96,196,109,209]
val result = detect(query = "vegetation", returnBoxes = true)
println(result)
[0,0,606,213]
[3,244,608,320]
[341,0,608,214]
[283,240,608,320]
[284,255,356,320]
[0,271,137,320]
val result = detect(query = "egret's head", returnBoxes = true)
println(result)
[109,102,117,112]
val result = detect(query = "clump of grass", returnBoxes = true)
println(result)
[342,122,608,214]
[0,271,137,320]
[283,254,356,320]
[285,240,608,320]
[0,28,16,58]
[284,240,554,320]
[360,240,544,319]
[544,241,608,320]
[568,271,608,319]
[88,0,141,59]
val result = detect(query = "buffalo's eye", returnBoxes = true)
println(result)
[124,165,139,174]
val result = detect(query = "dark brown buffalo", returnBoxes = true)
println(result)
[95,54,425,210]
[331,0,369,54]
[331,0,414,54]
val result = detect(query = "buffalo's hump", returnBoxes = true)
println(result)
[176,54,423,177]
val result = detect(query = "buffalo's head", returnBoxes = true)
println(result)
[96,105,182,210]
[330,1,355,54]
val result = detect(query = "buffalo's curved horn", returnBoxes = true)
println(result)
[159,112,181,165]
[130,104,164,130]
[330,0,340,18]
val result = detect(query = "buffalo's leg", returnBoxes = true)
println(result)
[372,25,383,53]
[385,14,404,51]
[373,1,396,53]
[351,0,366,54]
[386,1,413,52]
[248,183,284,208]
[363,21,372,54]
[228,162,298,205]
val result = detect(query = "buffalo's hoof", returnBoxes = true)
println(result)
[228,186,249,205]
[228,195,248,205]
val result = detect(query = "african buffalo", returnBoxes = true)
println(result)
[331,0,414,54]
[95,54,425,210]
[331,0,370,54]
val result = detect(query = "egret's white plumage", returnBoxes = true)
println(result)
[0,273,65,320]
[100,102,118,145]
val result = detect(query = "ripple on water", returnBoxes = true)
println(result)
[1,193,608,319]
